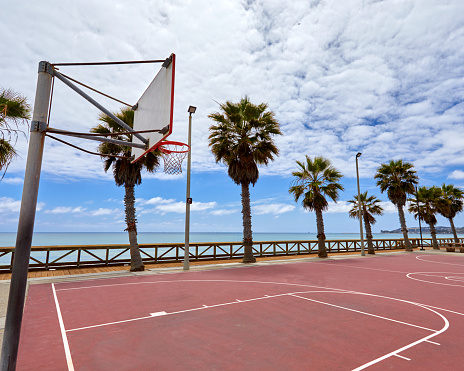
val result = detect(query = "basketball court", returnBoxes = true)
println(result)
[15,252,464,370]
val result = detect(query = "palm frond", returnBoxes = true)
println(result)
[375,159,418,206]
[90,107,161,186]
[289,155,344,212]
[208,97,281,185]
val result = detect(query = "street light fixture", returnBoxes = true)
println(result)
[356,152,365,256]
[184,106,196,271]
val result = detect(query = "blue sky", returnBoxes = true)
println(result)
[1,0,464,234]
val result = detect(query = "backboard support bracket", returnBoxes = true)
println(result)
[52,69,149,145]
[38,61,53,75]
[31,121,47,132]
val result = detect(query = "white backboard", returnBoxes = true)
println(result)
[131,53,175,162]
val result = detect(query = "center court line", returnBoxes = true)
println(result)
[65,291,336,332]
[52,283,75,371]
[66,289,438,334]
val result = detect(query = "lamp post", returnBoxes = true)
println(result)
[356,152,365,256]
[416,186,425,250]
[184,106,196,271]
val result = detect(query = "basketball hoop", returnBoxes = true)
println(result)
[158,141,190,175]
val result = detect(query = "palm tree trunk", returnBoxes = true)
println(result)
[363,211,375,254]
[397,205,412,251]
[448,217,459,243]
[315,208,327,258]
[241,182,256,263]
[124,185,144,271]
[429,223,439,249]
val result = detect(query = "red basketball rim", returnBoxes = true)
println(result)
[157,141,190,154]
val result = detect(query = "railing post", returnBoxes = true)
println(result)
[77,249,81,268]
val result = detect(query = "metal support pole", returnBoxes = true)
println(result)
[416,186,425,250]
[356,153,365,256]
[1,62,53,371]
[45,127,146,148]
[184,107,195,270]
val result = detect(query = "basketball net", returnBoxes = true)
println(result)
[158,141,190,175]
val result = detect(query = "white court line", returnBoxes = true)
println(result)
[316,261,408,274]
[52,284,75,371]
[66,290,338,332]
[150,311,167,317]
[416,255,464,267]
[446,276,464,282]
[351,305,449,371]
[420,304,464,317]
[394,354,411,361]
[289,295,437,332]
[407,272,464,288]
[425,339,440,345]
[56,277,454,370]
[54,279,350,292]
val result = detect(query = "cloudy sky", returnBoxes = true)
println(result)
[1,0,464,235]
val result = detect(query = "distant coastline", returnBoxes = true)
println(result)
[381,226,463,234]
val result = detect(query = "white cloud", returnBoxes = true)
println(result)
[142,201,218,214]
[89,208,119,216]
[210,209,238,216]
[253,203,295,215]
[0,197,45,214]
[448,170,464,180]
[325,200,397,214]
[0,197,22,213]
[137,197,176,206]
[2,0,463,183]
[1,0,463,234]
[379,201,397,214]
[1,177,23,185]
[326,201,352,214]
[44,206,86,214]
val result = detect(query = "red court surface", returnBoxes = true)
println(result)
[16,252,464,370]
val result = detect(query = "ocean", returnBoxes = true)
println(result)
[0,232,458,267]
[0,231,457,248]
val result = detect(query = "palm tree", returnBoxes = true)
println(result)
[0,88,31,177]
[289,156,344,258]
[208,96,282,263]
[437,183,464,243]
[374,159,418,251]
[91,107,161,271]
[408,186,441,249]
[348,191,383,254]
